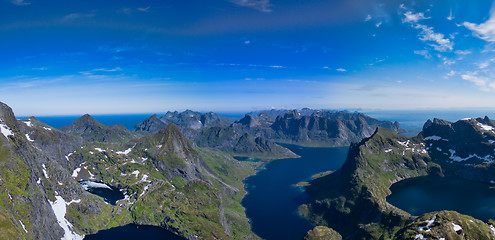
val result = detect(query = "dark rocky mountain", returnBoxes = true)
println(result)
[134,108,405,159]
[300,116,495,239]
[133,114,169,133]
[260,110,403,147]
[162,110,232,130]
[135,111,297,159]
[60,114,135,142]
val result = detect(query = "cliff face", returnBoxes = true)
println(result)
[0,102,88,239]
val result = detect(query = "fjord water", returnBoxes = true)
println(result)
[242,144,348,240]
[387,176,495,220]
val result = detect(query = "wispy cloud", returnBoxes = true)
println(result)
[229,0,272,13]
[11,0,30,6]
[454,50,472,55]
[32,67,47,71]
[414,50,431,58]
[401,8,453,52]
[461,72,495,92]
[415,24,453,52]
[464,7,495,42]
[336,68,347,72]
[62,12,95,21]
[137,6,151,12]
[403,11,429,23]
[79,67,123,76]
[478,59,495,69]
[364,14,372,22]
[447,9,454,21]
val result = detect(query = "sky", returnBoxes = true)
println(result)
[2,0,495,116]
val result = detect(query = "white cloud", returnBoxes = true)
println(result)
[62,12,95,21]
[137,6,151,12]
[454,50,472,55]
[464,8,495,42]
[414,24,453,52]
[269,65,285,68]
[32,67,47,71]
[376,22,382,28]
[365,14,372,22]
[414,50,431,58]
[446,70,456,77]
[403,11,429,23]
[11,0,30,6]
[229,0,272,13]
[336,68,347,72]
[401,9,452,52]
[447,10,454,21]
[461,73,495,91]
[478,59,495,69]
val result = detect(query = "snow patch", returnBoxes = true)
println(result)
[42,126,52,131]
[0,122,14,140]
[452,222,462,232]
[116,147,133,155]
[490,225,495,235]
[384,149,393,153]
[37,178,41,184]
[42,164,49,179]
[94,148,105,152]
[23,120,32,127]
[414,234,426,240]
[425,135,448,141]
[80,180,112,190]
[131,170,140,178]
[25,134,34,142]
[461,118,472,121]
[139,183,151,197]
[478,122,495,131]
[72,168,81,178]
[397,140,410,147]
[49,196,84,240]
[18,220,27,233]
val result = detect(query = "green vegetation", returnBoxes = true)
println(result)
[304,226,342,240]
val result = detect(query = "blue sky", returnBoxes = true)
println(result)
[2,0,495,115]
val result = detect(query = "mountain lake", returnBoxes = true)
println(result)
[387,175,495,221]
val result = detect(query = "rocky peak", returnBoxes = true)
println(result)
[155,123,195,158]
[0,102,17,126]
[234,114,259,128]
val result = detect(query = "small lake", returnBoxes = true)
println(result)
[387,176,495,220]
[84,224,184,240]
[80,181,124,205]
[242,144,348,240]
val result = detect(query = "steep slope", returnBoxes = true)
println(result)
[60,114,135,143]
[0,102,112,240]
[301,116,495,239]
[65,122,260,239]
[300,128,434,238]
[17,116,83,168]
